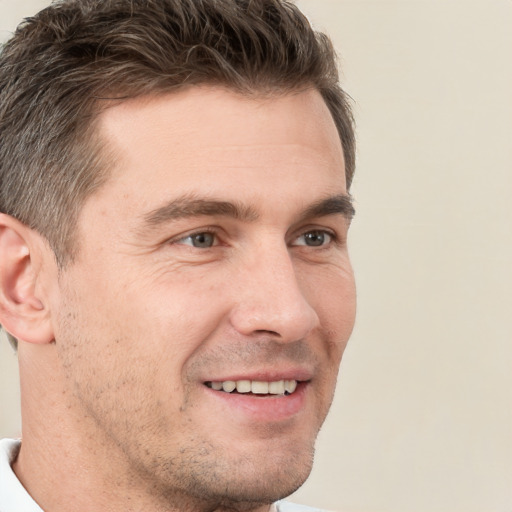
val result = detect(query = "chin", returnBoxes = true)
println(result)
[174,445,315,508]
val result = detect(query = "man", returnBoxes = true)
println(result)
[0,0,356,511]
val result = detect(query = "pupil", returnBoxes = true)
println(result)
[193,233,214,248]
[305,232,324,246]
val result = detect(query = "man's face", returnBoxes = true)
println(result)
[49,87,356,507]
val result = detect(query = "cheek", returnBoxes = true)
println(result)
[54,291,184,443]
[53,270,163,398]
[139,270,230,345]
[303,263,355,393]
[331,278,357,346]
[305,261,356,343]
[95,268,234,403]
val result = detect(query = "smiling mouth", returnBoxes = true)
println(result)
[205,379,299,396]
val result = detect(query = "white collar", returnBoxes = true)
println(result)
[0,438,43,512]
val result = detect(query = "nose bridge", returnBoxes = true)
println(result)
[229,239,320,341]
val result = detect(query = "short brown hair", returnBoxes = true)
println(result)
[0,0,355,265]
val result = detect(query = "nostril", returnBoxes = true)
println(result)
[253,329,280,337]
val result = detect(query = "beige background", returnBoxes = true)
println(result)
[1,1,511,511]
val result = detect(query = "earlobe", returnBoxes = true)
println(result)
[0,213,54,344]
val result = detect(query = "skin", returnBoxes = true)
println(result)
[8,87,356,512]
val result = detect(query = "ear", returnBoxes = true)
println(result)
[0,213,54,344]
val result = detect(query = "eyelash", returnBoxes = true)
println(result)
[172,227,338,249]
[293,230,335,247]
[174,228,221,248]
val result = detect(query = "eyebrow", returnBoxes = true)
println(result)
[298,194,355,223]
[143,195,259,227]
[141,193,355,230]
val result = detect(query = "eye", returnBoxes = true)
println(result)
[179,232,217,248]
[293,230,333,247]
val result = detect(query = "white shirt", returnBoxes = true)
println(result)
[0,439,328,512]
[0,439,42,512]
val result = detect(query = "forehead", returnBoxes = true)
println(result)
[91,87,346,216]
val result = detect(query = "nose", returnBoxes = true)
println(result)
[228,243,320,343]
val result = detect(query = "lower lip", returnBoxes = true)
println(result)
[204,382,309,422]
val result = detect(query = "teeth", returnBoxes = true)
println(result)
[251,381,269,394]
[284,380,297,394]
[269,380,285,394]
[236,380,251,393]
[208,379,298,395]
[222,381,236,393]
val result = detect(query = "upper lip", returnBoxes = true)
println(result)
[202,367,314,383]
